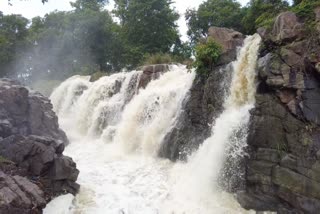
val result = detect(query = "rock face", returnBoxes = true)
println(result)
[0,78,68,144]
[272,11,304,42]
[159,27,244,160]
[208,27,245,65]
[238,10,320,213]
[0,79,79,213]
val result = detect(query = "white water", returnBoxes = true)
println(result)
[46,34,261,214]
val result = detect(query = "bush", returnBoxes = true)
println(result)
[193,38,222,76]
[291,0,320,21]
[143,53,173,65]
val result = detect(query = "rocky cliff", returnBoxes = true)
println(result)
[159,27,244,160]
[160,8,320,214]
[237,9,320,213]
[0,79,79,213]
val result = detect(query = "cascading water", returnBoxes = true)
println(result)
[162,34,262,213]
[45,34,261,214]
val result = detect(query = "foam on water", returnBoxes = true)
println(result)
[46,34,261,214]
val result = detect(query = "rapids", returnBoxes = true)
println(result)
[45,34,261,214]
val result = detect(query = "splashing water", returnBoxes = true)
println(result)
[46,34,261,214]
[163,34,261,212]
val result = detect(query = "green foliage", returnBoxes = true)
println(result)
[0,12,29,77]
[186,0,243,44]
[291,0,320,21]
[5,0,129,83]
[241,0,289,34]
[143,53,173,65]
[193,38,222,76]
[70,0,108,11]
[113,0,180,62]
[172,39,193,62]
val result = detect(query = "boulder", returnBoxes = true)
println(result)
[0,135,79,195]
[0,78,80,212]
[0,79,68,145]
[208,27,244,64]
[272,11,304,43]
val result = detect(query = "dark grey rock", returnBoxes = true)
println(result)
[159,64,232,160]
[0,79,68,145]
[0,78,80,213]
[0,170,46,213]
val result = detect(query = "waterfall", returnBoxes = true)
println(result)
[162,34,261,212]
[113,66,195,155]
[50,75,91,116]
[50,70,142,138]
[46,35,261,214]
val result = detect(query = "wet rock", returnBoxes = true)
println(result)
[137,64,169,89]
[50,156,79,182]
[159,64,232,160]
[237,191,279,211]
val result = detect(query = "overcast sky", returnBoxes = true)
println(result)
[0,0,250,41]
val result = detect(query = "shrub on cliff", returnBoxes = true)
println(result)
[143,53,173,65]
[292,0,320,21]
[193,38,222,76]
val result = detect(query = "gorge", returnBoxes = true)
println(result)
[1,7,320,214]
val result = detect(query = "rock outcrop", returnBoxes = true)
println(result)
[238,10,320,213]
[0,79,79,213]
[137,64,170,89]
[208,26,245,65]
[0,79,68,144]
[159,27,244,160]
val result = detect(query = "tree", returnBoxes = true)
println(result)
[0,12,29,77]
[185,0,243,44]
[9,0,128,83]
[241,0,289,34]
[70,0,108,11]
[114,0,180,60]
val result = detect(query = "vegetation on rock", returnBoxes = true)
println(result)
[193,38,222,76]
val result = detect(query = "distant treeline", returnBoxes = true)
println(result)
[0,0,317,83]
